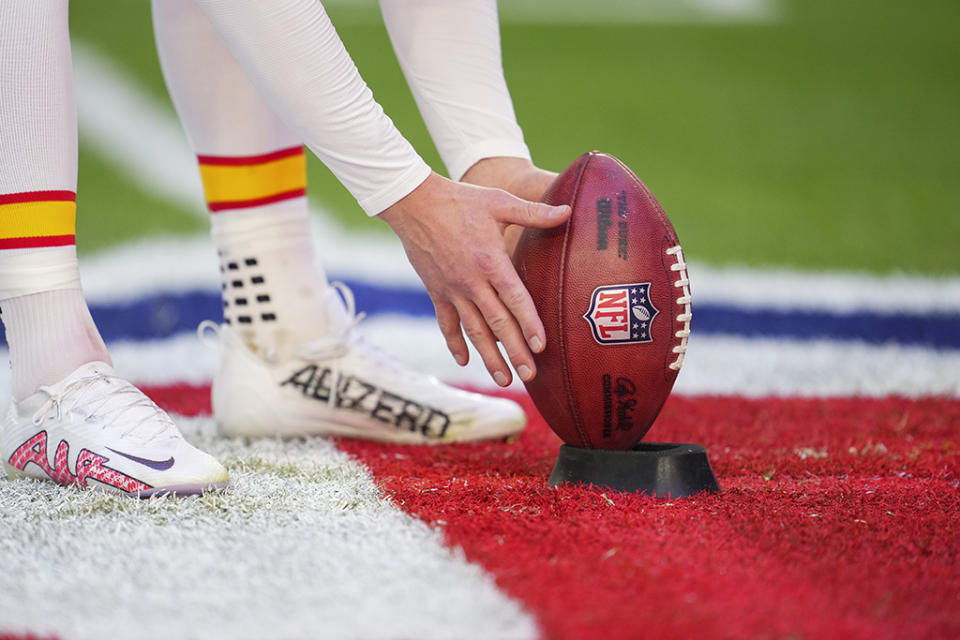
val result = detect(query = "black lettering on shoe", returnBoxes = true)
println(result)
[281,366,453,439]
[282,365,317,394]
[422,408,451,439]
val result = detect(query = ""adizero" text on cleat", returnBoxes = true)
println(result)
[202,283,526,444]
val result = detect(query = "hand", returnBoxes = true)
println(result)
[379,172,571,387]
[461,157,559,257]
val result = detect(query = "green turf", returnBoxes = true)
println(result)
[76,142,205,254]
[68,0,960,274]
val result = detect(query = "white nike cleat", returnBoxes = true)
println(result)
[202,284,526,444]
[1,362,229,496]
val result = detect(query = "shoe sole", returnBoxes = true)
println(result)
[219,416,524,444]
[4,462,229,497]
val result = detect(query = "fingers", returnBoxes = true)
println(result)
[490,266,546,357]
[456,273,541,388]
[503,223,523,259]
[437,288,538,388]
[455,299,515,387]
[382,177,557,387]
[493,196,571,229]
[434,299,469,366]
[475,292,537,384]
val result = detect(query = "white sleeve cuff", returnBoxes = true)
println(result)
[361,158,433,216]
[446,138,532,183]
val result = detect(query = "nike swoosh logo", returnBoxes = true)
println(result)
[106,447,175,471]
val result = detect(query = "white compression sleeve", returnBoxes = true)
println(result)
[0,0,81,299]
[192,0,431,215]
[379,0,530,181]
[152,0,300,157]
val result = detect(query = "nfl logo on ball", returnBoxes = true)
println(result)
[584,283,658,345]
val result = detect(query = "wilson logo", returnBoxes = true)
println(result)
[584,283,658,345]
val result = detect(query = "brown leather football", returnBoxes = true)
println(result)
[514,151,691,450]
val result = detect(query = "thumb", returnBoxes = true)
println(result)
[498,198,571,229]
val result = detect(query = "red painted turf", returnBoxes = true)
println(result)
[146,385,960,640]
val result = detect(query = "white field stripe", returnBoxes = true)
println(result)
[324,0,780,24]
[499,0,779,24]
[76,233,960,317]
[73,43,207,213]
[677,333,960,397]
[0,317,956,397]
[73,43,960,313]
[689,265,960,314]
[0,423,538,640]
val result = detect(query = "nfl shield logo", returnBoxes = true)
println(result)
[583,283,659,345]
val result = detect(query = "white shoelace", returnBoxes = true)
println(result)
[31,370,173,442]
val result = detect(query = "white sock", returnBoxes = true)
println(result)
[1,289,111,402]
[212,205,340,362]
[0,2,112,402]
[153,1,346,362]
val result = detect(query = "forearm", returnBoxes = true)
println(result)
[379,0,530,181]
[194,0,430,214]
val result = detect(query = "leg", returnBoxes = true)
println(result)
[153,0,340,363]
[0,0,227,495]
[152,0,525,443]
[0,0,109,401]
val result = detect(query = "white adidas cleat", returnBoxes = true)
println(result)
[1,362,229,497]
[203,284,526,444]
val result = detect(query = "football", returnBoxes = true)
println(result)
[514,151,691,450]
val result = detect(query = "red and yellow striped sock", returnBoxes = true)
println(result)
[0,190,76,249]
[197,145,337,359]
[0,190,110,399]
[197,146,306,212]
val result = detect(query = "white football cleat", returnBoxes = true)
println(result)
[1,362,229,496]
[202,284,526,444]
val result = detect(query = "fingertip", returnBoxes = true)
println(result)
[528,335,544,353]
[493,370,510,387]
[454,351,468,367]
[549,204,571,219]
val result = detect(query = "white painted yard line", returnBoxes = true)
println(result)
[76,233,960,316]
[500,0,778,24]
[73,42,960,314]
[0,421,538,640]
[325,0,780,24]
[676,333,960,398]
[689,265,960,314]
[73,43,206,214]
[0,317,954,397]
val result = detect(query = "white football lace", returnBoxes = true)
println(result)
[665,245,692,371]
[30,370,173,441]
